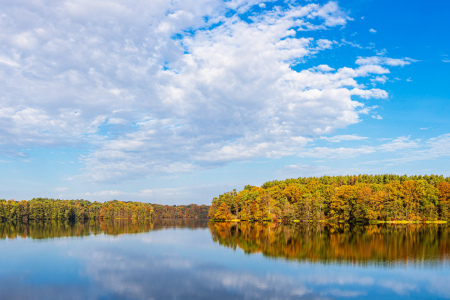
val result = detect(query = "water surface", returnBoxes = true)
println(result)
[0,220,449,299]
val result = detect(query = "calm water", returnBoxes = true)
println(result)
[1,220,449,300]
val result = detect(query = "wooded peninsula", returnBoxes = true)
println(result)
[208,174,450,223]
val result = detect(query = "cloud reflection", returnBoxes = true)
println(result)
[1,222,450,300]
[72,232,450,300]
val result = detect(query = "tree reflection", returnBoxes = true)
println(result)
[2,219,449,267]
[208,222,450,266]
[0,218,209,240]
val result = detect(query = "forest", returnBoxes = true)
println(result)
[208,174,450,223]
[151,204,210,219]
[0,198,210,222]
[0,198,153,221]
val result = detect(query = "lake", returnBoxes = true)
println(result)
[1,220,449,299]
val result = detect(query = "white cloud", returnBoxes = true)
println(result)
[85,190,126,197]
[320,134,368,143]
[0,56,20,67]
[315,64,335,72]
[356,56,417,66]
[294,134,450,171]
[293,135,427,161]
[340,38,363,49]
[371,75,388,84]
[299,146,376,159]
[369,28,376,33]
[0,0,415,183]
[308,1,352,27]
[418,134,450,159]
[378,136,420,152]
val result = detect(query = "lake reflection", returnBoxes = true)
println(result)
[209,222,450,266]
[0,220,449,300]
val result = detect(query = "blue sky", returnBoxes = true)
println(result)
[0,0,449,204]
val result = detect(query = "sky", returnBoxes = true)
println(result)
[0,0,449,204]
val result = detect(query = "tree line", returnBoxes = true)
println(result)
[0,198,154,221]
[0,198,211,222]
[208,174,450,222]
[151,204,210,219]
